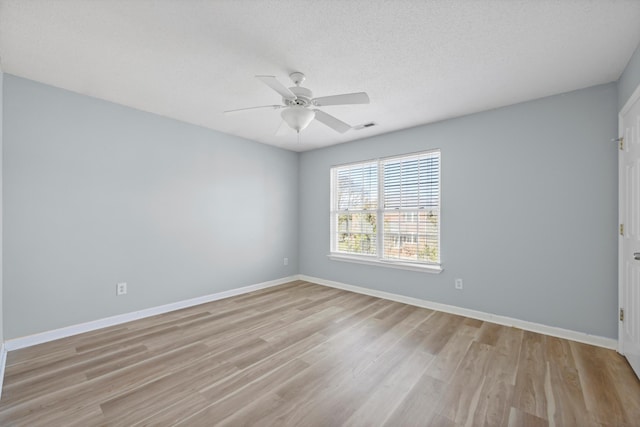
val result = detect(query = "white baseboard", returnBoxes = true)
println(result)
[0,343,7,400]
[299,274,617,350]
[2,273,617,355]
[4,276,298,352]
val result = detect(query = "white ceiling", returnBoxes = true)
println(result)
[1,1,640,152]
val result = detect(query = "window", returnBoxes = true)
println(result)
[330,150,441,271]
[332,161,378,256]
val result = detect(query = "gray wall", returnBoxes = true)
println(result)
[618,40,640,110]
[3,75,298,339]
[299,83,618,339]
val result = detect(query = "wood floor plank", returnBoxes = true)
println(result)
[467,326,523,426]
[544,335,577,370]
[216,303,421,425]
[132,392,211,427]
[512,331,549,420]
[569,341,630,425]
[0,281,638,426]
[0,341,203,424]
[604,347,640,425]
[343,335,435,426]
[417,311,466,355]
[0,372,88,410]
[507,406,549,427]
[278,311,435,426]
[383,371,446,426]
[471,371,515,427]
[81,312,209,344]
[477,321,503,346]
[178,359,311,426]
[435,340,494,424]
[199,332,326,403]
[100,354,237,425]
[0,361,168,426]
[4,344,148,389]
[545,362,592,426]
[5,326,129,367]
[424,322,478,381]
[486,325,523,386]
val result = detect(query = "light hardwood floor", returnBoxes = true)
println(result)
[0,280,639,426]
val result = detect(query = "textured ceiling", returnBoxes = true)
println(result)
[1,0,640,152]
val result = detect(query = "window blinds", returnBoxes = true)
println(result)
[383,153,440,209]
[382,151,440,263]
[335,162,378,211]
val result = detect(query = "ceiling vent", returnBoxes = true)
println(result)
[354,122,376,130]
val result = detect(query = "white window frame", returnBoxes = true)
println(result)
[329,149,442,273]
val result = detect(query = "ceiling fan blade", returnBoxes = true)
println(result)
[224,105,282,114]
[312,92,370,106]
[313,109,351,133]
[256,76,296,100]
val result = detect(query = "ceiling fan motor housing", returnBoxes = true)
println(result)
[285,86,313,107]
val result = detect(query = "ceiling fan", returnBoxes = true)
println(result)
[225,72,370,134]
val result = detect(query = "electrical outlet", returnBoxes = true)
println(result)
[284,257,289,266]
[455,279,463,290]
[116,282,127,296]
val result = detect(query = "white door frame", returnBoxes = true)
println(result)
[618,82,640,355]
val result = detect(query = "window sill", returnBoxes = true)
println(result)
[327,254,443,274]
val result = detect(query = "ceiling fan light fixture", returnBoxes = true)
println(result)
[281,106,315,132]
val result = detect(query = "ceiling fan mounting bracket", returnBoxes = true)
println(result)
[289,72,306,86]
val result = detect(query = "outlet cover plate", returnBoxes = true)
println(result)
[116,282,127,296]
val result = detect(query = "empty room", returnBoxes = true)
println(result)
[1,0,640,425]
